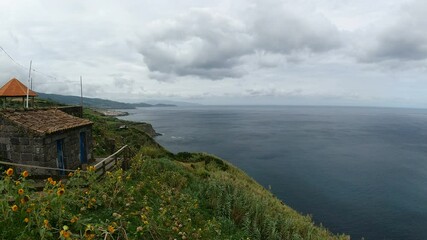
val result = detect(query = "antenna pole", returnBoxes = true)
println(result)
[26,60,32,108]
[80,76,83,107]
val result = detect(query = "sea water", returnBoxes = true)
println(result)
[120,105,427,240]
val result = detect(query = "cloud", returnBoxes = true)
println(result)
[136,1,342,80]
[138,9,253,80]
[360,1,427,62]
[252,0,341,54]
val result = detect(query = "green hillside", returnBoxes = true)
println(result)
[37,93,176,109]
[0,109,349,239]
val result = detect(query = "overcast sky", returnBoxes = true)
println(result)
[1,0,426,107]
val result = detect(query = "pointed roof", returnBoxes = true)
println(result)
[0,78,37,97]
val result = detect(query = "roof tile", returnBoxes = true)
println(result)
[0,109,92,135]
[0,78,37,97]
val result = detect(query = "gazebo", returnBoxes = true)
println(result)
[0,78,37,108]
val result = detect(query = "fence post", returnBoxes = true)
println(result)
[102,161,106,176]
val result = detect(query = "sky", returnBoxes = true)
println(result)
[0,0,426,107]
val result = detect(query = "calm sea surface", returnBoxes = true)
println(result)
[120,106,427,240]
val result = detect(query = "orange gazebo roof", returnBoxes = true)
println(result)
[0,78,37,97]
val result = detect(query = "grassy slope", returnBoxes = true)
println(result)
[86,109,349,239]
[0,108,349,239]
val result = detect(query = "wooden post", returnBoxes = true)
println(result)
[102,161,106,176]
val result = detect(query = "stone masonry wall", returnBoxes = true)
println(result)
[58,106,83,118]
[43,126,93,171]
[0,117,93,175]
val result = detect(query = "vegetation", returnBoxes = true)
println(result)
[38,93,175,109]
[0,108,349,239]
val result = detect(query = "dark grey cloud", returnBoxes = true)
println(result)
[361,1,427,62]
[138,9,253,80]
[137,1,342,80]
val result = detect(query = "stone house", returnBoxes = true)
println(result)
[0,108,93,175]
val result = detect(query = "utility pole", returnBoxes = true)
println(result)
[80,76,83,107]
[26,60,32,108]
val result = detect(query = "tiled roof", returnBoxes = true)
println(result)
[0,109,92,135]
[0,78,37,97]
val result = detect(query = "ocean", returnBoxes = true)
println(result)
[119,105,427,240]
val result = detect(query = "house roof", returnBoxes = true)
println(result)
[0,109,92,135]
[0,78,37,97]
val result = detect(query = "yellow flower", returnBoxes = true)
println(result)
[24,218,29,223]
[18,189,24,195]
[108,225,115,234]
[57,188,65,196]
[6,168,13,176]
[15,181,21,186]
[22,171,29,178]
[11,205,18,212]
[60,229,71,238]
[84,228,95,239]
[70,216,79,223]
[47,177,53,183]
[43,219,49,228]
[68,172,74,177]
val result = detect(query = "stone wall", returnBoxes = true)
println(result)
[42,126,93,171]
[0,117,93,175]
[58,106,83,118]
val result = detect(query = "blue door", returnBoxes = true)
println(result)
[56,139,65,175]
[80,132,87,164]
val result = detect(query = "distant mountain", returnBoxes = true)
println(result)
[38,93,176,109]
[144,100,201,106]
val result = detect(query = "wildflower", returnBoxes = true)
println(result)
[143,220,149,225]
[57,188,65,196]
[24,218,29,223]
[87,166,95,172]
[43,219,49,228]
[18,188,24,195]
[15,181,21,185]
[68,172,74,177]
[108,225,115,234]
[90,198,96,203]
[51,180,57,185]
[11,205,18,212]
[60,229,71,238]
[22,171,29,178]
[70,216,79,223]
[6,168,13,176]
[47,177,53,183]
[136,226,143,232]
[84,227,95,239]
